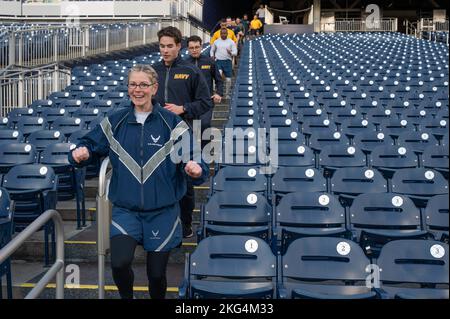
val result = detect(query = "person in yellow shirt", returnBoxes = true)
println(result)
[210,20,237,45]
[250,15,263,36]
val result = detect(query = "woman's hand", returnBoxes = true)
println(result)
[71,146,90,163]
[184,160,203,178]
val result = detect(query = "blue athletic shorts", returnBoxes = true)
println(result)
[216,59,233,78]
[110,204,182,252]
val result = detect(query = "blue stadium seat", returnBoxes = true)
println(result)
[211,166,267,194]
[370,145,418,179]
[318,145,366,177]
[51,117,86,137]
[397,131,439,154]
[277,144,315,167]
[391,168,448,208]
[179,235,277,299]
[421,145,449,179]
[278,237,376,299]
[40,108,68,126]
[271,167,326,202]
[331,167,387,206]
[2,164,57,265]
[376,240,449,299]
[27,130,65,152]
[39,143,86,229]
[275,192,348,253]
[349,193,427,257]
[353,131,393,153]
[0,143,37,174]
[199,191,272,242]
[15,116,47,137]
[423,194,449,243]
[0,187,14,299]
[0,129,23,145]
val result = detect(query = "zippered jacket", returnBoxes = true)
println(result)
[68,102,209,212]
[153,56,212,124]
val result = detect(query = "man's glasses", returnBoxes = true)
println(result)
[128,82,155,89]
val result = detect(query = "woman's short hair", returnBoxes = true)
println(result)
[128,64,158,83]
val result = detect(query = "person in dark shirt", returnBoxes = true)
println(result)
[153,26,212,239]
[185,35,223,139]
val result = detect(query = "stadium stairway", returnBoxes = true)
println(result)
[3,82,233,300]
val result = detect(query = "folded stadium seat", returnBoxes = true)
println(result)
[318,144,366,178]
[271,166,326,202]
[198,191,272,242]
[353,131,393,155]
[113,85,128,93]
[379,118,414,142]
[351,99,381,116]
[341,118,377,141]
[331,167,387,207]
[384,100,414,118]
[210,166,267,195]
[40,143,86,229]
[329,106,365,127]
[0,130,23,145]
[179,235,277,299]
[400,108,433,128]
[301,117,338,138]
[51,117,85,138]
[418,118,448,139]
[29,99,54,111]
[397,131,439,154]
[102,92,128,107]
[423,194,449,243]
[421,145,449,180]
[349,193,427,257]
[40,108,68,127]
[57,99,83,115]
[0,143,37,174]
[276,143,315,168]
[375,240,449,299]
[364,107,392,128]
[7,108,36,127]
[391,168,448,208]
[15,116,47,137]
[2,164,58,266]
[26,130,65,153]
[47,91,71,107]
[72,108,103,129]
[74,92,98,104]
[64,84,85,98]
[79,81,97,92]
[275,192,348,254]
[0,117,10,130]
[0,187,14,299]
[87,116,105,131]
[98,80,120,88]
[436,108,449,122]
[370,145,419,179]
[295,107,326,124]
[309,131,349,152]
[277,237,377,299]
[86,99,114,115]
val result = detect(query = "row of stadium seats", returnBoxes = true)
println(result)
[180,235,449,299]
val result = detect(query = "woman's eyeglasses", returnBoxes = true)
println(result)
[128,82,155,89]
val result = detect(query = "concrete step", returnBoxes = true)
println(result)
[11,221,202,265]
[6,261,183,299]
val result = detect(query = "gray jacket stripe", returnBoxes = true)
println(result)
[100,118,142,183]
[112,220,128,235]
[141,121,190,184]
[155,217,180,252]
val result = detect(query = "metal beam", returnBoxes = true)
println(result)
[349,0,361,9]
[329,0,342,9]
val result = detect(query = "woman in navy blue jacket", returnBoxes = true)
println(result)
[69,64,208,299]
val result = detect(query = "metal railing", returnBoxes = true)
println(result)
[1,18,209,69]
[0,209,65,299]
[321,18,398,32]
[0,63,71,114]
[97,157,112,299]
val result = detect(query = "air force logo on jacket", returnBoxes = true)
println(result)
[68,102,209,212]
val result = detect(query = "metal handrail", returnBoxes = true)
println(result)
[0,209,65,299]
[97,157,112,299]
